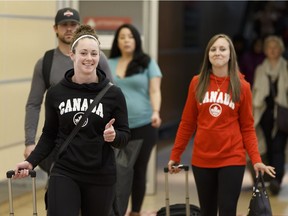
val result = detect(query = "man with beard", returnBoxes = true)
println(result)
[23,8,113,161]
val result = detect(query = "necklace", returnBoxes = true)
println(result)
[214,75,228,92]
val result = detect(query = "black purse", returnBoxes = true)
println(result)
[112,139,143,216]
[247,173,272,216]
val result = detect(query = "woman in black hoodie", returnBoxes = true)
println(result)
[13,25,130,216]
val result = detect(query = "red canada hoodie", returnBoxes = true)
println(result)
[170,73,261,167]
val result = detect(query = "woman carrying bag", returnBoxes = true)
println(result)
[167,34,275,216]
[12,25,130,216]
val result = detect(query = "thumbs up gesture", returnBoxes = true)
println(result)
[103,118,116,142]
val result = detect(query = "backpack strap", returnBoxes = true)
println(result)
[42,49,55,89]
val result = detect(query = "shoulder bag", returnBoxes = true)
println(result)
[112,139,143,216]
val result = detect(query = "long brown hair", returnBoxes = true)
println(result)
[196,34,241,103]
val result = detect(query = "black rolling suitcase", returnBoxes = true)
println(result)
[6,170,38,216]
[157,165,201,216]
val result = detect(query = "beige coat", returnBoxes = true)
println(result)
[252,57,288,155]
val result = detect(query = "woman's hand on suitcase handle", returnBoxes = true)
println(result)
[13,161,33,179]
[168,160,183,174]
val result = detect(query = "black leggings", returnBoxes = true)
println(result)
[47,174,115,216]
[192,165,245,216]
[130,124,158,212]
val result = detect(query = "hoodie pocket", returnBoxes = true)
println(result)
[64,139,104,170]
[194,129,232,157]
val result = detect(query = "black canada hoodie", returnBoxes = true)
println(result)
[26,68,130,185]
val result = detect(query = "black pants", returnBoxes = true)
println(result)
[130,124,158,212]
[47,174,115,216]
[260,108,274,164]
[192,165,245,216]
[271,130,288,184]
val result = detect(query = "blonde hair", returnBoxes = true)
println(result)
[196,34,241,102]
[263,35,285,54]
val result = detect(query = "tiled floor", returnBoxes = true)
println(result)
[1,139,288,215]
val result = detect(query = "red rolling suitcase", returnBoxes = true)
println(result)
[6,170,38,216]
[157,165,201,216]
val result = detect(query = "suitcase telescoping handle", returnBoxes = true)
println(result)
[6,170,37,216]
[164,165,190,216]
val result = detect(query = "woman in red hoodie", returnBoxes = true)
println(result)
[168,34,275,216]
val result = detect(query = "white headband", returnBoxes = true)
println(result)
[71,35,99,51]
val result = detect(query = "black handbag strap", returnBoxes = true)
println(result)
[53,82,113,166]
[253,172,266,191]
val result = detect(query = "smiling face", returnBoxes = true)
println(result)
[71,37,100,75]
[209,37,230,70]
[117,27,136,56]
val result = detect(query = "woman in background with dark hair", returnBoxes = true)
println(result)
[109,23,162,216]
